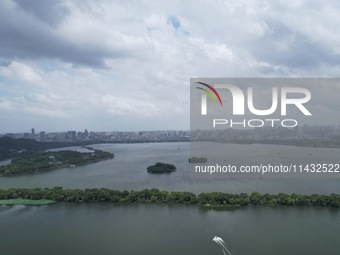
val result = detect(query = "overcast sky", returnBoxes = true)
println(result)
[1,0,340,133]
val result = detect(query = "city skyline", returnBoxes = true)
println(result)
[2,124,339,144]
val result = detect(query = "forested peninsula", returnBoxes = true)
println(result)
[1,187,340,209]
[0,149,114,176]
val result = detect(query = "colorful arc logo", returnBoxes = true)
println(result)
[196,82,223,106]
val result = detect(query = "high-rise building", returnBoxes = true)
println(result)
[67,131,77,140]
[40,131,46,141]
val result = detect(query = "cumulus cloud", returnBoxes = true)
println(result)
[0,0,339,132]
[0,61,42,84]
[0,0,130,68]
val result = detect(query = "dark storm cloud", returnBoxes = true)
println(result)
[249,21,340,69]
[0,1,126,68]
[13,0,69,27]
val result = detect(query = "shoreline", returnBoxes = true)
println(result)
[0,199,56,205]
[3,138,340,161]
[1,188,339,209]
[0,149,114,176]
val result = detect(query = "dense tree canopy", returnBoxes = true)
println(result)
[0,149,114,175]
[0,188,340,208]
[147,162,176,174]
[0,137,93,160]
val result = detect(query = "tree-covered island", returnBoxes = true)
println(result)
[147,162,176,174]
[0,187,340,209]
[0,149,114,176]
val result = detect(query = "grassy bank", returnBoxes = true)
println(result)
[0,199,56,205]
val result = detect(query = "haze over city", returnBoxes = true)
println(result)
[1,0,340,133]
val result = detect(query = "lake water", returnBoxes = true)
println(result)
[0,142,340,255]
[0,158,11,166]
[1,203,339,255]
[0,142,339,194]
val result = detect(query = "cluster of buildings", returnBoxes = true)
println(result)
[2,125,340,143]
[2,129,190,142]
[191,125,340,142]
